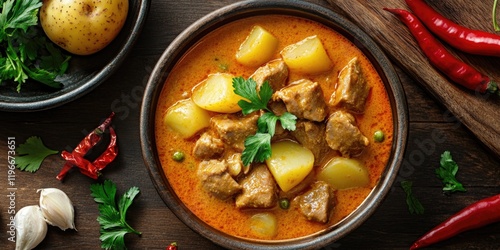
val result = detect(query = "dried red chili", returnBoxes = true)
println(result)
[384,8,499,94]
[406,0,500,57]
[56,112,118,180]
[410,193,500,249]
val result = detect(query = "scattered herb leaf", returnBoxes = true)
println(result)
[401,180,424,215]
[0,0,70,92]
[233,76,297,165]
[436,151,466,193]
[15,136,58,172]
[90,180,141,250]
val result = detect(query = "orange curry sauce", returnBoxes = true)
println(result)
[155,15,393,240]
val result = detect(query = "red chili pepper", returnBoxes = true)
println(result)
[166,242,177,250]
[56,113,118,180]
[410,193,500,249]
[384,8,498,94]
[405,0,500,57]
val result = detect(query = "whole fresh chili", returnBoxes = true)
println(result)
[410,193,500,249]
[405,0,500,57]
[56,112,118,180]
[384,8,499,95]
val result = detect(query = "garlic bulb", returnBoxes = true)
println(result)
[15,205,47,250]
[38,188,76,231]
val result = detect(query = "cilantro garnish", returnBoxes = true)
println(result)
[436,151,466,193]
[90,180,141,250]
[0,0,70,92]
[232,76,297,166]
[15,136,58,172]
[401,180,424,215]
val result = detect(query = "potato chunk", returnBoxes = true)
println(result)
[191,73,244,113]
[280,35,333,74]
[236,26,279,67]
[317,157,369,190]
[249,213,277,238]
[266,140,314,192]
[164,99,211,138]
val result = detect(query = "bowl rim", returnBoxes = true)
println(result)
[0,0,151,112]
[140,0,408,249]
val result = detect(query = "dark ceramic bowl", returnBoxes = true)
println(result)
[140,0,408,249]
[0,0,150,112]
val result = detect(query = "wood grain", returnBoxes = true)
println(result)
[326,0,500,157]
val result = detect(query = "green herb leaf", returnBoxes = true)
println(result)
[233,76,297,165]
[233,77,272,114]
[241,132,272,166]
[91,180,141,250]
[401,180,424,215]
[436,151,466,193]
[15,136,58,172]
[0,0,69,91]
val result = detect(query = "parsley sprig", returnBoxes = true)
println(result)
[401,180,424,215]
[232,76,297,166]
[0,0,70,92]
[90,180,141,250]
[15,136,58,172]
[436,151,466,193]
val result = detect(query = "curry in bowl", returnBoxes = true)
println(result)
[153,13,394,241]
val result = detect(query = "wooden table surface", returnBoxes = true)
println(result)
[1,0,500,249]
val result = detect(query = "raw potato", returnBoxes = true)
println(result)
[280,35,333,74]
[164,99,211,138]
[40,0,129,55]
[236,26,279,67]
[192,73,245,113]
[266,140,314,192]
[317,157,370,190]
[249,213,277,238]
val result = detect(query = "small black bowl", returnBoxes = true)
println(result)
[0,0,150,112]
[141,0,408,249]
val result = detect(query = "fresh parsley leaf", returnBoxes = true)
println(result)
[233,76,297,165]
[15,136,58,172]
[0,0,69,91]
[233,77,272,114]
[401,180,424,215]
[91,180,141,250]
[241,133,272,166]
[436,151,466,193]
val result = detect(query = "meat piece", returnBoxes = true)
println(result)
[273,79,328,122]
[330,57,370,113]
[325,110,369,157]
[291,120,330,163]
[298,181,335,223]
[236,165,277,209]
[226,153,245,176]
[250,59,288,91]
[197,159,242,200]
[211,112,259,151]
[192,132,224,159]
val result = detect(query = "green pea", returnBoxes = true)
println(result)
[373,130,385,142]
[172,151,185,162]
[279,198,290,210]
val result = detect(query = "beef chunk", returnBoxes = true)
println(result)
[250,59,288,91]
[330,57,370,113]
[325,110,369,157]
[291,120,330,163]
[236,165,277,209]
[193,132,224,160]
[273,79,328,122]
[197,159,242,200]
[298,181,335,223]
[226,153,245,176]
[211,112,259,151]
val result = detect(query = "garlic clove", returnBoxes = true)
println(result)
[38,188,76,231]
[15,205,48,250]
